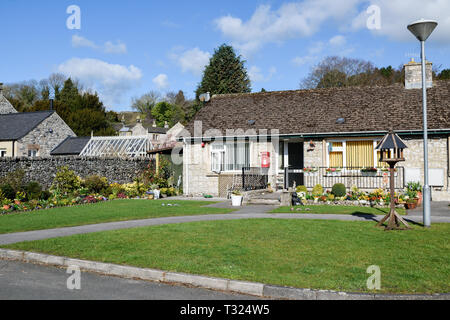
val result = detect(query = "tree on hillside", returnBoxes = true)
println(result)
[438,69,450,80]
[151,101,184,127]
[131,91,161,116]
[301,56,378,89]
[195,44,251,100]
[164,90,193,124]
[300,56,410,89]
[28,77,116,136]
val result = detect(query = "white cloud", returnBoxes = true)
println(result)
[248,66,277,83]
[329,35,346,46]
[104,40,127,54]
[170,47,211,76]
[153,73,169,89]
[350,0,450,43]
[214,1,360,54]
[71,35,127,54]
[215,0,450,55]
[292,56,315,66]
[72,35,97,49]
[292,35,353,67]
[57,58,142,108]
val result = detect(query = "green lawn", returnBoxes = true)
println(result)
[5,219,449,294]
[271,205,406,215]
[0,200,234,234]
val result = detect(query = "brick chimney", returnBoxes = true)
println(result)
[404,58,433,89]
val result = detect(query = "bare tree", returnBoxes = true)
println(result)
[300,56,377,89]
[48,73,67,97]
[131,90,161,115]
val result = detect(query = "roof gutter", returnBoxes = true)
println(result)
[178,128,450,142]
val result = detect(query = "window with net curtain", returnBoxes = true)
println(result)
[329,140,385,168]
[211,141,250,172]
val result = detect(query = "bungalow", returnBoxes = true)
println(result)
[0,84,76,158]
[181,61,450,201]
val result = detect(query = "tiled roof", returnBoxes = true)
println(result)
[186,81,450,136]
[50,137,90,155]
[0,111,55,141]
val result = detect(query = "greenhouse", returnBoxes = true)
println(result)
[79,135,152,158]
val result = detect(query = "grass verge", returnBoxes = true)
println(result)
[0,200,234,234]
[4,219,448,294]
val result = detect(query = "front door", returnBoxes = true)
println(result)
[286,142,304,188]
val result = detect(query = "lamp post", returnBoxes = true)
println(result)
[407,19,438,228]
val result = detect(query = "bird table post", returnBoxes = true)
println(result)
[376,130,411,230]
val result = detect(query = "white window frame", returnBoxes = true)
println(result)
[210,141,250,173]
[28,149,38,158]
[0,149,7,157]
[326,138,382,169]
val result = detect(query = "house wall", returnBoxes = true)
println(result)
[16,113,76,157]
[183,140,277,197]
[309,135,449,200]
[304,140,324,168]
[183,136,450,200]
[401,136,449,200]
[0,141,15,157]
[183,142,219,196]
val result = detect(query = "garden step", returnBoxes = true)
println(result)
[246,198,281,205]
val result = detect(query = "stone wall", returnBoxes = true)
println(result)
[0,157,151,188]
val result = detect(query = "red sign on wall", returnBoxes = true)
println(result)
[261,152,270,168]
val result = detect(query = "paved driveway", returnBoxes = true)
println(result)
[406,201,450,217]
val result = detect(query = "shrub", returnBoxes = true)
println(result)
[331,183,346,197]
[83,175,109,194]
[296,185,308,193]
[0,184,16,200]
[25,182,42,200]
[52,166,81,194]
[312,184,324,196]
[0,169,25,193]
[40,190,51,200]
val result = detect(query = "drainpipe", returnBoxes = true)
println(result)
[183,137,189,195]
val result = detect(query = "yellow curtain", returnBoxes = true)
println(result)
[329,152,343,167]
[346,141,374,168]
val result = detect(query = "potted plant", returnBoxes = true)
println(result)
[231,190,243,206]
[303,166,318,176]
[361,167,378,177]
[405,198,418,210]
[407,182,422,206]
[326,168,342,176]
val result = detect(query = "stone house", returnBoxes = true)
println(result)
[181,63,450,201]
[0,84,76,157]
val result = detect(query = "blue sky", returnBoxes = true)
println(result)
[1,0,449,111]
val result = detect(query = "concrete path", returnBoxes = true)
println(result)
[1,209,450,245]
[407,201,449,217]
[0,259,257,300]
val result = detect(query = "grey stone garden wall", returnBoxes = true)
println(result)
[0,157,151,188]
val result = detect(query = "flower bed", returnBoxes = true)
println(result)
[1,166,181,216]
[294,183,422,209]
